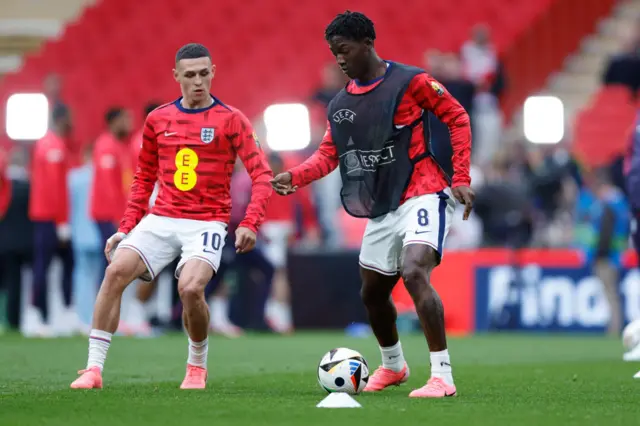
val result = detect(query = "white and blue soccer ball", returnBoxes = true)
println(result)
[317,347,369,395]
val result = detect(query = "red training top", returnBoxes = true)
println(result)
[90,132,133,223]
[119,97,273,235]
[29,131,69,223]
[289,71,472,201]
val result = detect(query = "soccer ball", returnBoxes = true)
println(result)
[317,347,369,395]
[622,319,640,351]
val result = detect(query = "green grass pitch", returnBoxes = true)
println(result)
[0,332,638,425]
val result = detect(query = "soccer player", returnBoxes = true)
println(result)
[70,43,273,389]
[271,12,474,398]
[28,104,74,337]
[90,107,134,272]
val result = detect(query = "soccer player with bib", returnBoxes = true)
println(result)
[272,12,474,398]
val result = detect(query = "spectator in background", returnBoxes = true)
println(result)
[68,143,102,332]
[602,20,640,96]
[461,24,506,166]
[44,73,65,111]
[90,107,133,274]
[309,63,348,247]
[43,73,81,167]
[424,49,443,78]
[474,151,534,247]
[262,152,319,334]
[28,104,75,336]
[130,102,162,168]
[624,110,640,259]
[574,168,629,336]
[0,146,32,331]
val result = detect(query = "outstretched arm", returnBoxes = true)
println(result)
[289,122,339,188]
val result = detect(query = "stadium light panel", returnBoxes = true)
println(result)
[5,93,49,141]
[523,96,564,144]
[263,103,310,151]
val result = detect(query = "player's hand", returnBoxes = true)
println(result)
[105,232,126,263]
[452,185,475,220]
[235,227,257,253]
[270,172,297,196]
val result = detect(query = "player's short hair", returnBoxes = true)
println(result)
[325,11,376,43]
[51,104,69,122]
[144,102,161,117]
[105,107,125,125]
[175,43,211,63]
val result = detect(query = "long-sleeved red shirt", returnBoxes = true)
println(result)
[90,132,132,223]
[119,97,273,235]
[289,72,472,201]
[29,131,69,223]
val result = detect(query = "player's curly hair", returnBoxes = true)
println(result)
[325,11,376,43]
[175,43,211,63]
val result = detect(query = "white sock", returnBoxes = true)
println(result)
[380,341,405,372]
[210,297,230,327]
[87,329,112,372]
[265,299,292,329]
[430,349,454,385]
[187,337,208,368]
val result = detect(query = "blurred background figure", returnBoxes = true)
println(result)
[574,168,630,335]
[0,145,31,332]
[90,107,133,264]
[262,152,320,333]
[26,104,75,337]
[68,143,101,332]
[461,24,507,166]
[602,18,640,95]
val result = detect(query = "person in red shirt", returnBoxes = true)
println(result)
[71,43,273,390]
[263,152,319,333]
[272,12,474,398]
[29,104,75,335]
[130,102,162,170]
[90,107,133,273]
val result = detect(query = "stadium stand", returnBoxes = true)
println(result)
[0,0,620,144]
[572,84,638,168]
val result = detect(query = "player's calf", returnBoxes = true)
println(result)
[70,249,147,389]
[401,244,455,391]
[178,259,214,389]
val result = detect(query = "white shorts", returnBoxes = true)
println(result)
[358,190,456,275]
[260,221,294,268]
[116,214,227,282]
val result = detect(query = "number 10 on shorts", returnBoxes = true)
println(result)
[201,231,222,254]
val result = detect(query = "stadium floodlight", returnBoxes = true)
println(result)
[5,93,49,141]
[263,103,310,151]
[523,95,564,144]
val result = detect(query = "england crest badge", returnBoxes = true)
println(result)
[201,128,215,144]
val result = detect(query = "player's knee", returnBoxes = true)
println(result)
[103,262,134,292]
[401,257,435,298]
[178,276,207,304]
